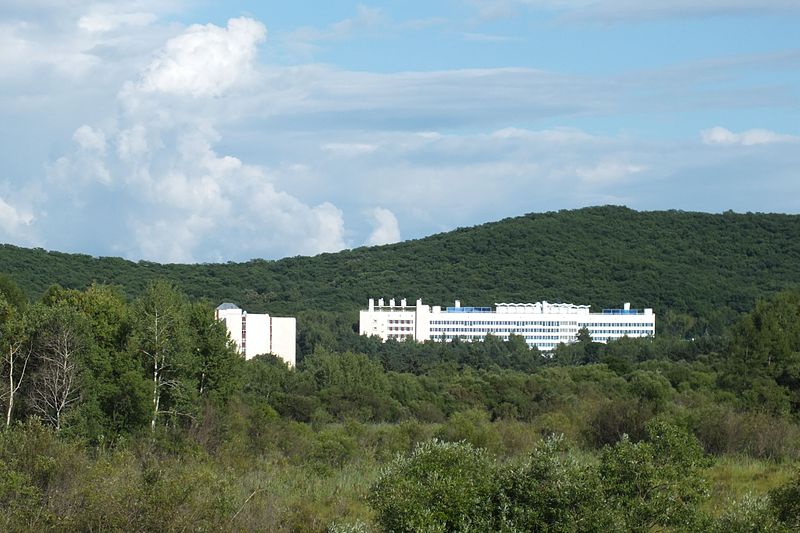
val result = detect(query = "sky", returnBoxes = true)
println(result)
[1,1,798,263]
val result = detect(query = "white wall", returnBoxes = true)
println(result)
[216,306,296,366]
[244,313,271,359]
[216,308,244,352]
[271,317,296,367]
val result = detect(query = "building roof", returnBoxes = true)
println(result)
[216,302,240,311]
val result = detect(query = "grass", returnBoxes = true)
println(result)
[705,455,797,516]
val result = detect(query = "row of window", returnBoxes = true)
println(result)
[431,327,563,334]
[580,322,655,328]
[431,320,565,327]
[388,319,414,325]
[587,329,652,335]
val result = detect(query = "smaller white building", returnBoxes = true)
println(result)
[215,303,296,366]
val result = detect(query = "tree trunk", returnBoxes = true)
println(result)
[6,346,15,427]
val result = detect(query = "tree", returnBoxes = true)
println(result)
[55,283,150,438]
[0,274,26,311]
[188,301,242,405]
[130,280,192,431]
[29,304,90,431]
[0,297,35,427]
[301,349,399,421]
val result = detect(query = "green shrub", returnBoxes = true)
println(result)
[712,495,787,533]
[498,435,612,532]
[770,470,800,529]
[436,408,499,451]
[600,419,711,531]
[369,439,499,532]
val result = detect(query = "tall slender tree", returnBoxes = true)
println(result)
[130,280,191,431]
[0,297,35,427]
[29,305,89,431]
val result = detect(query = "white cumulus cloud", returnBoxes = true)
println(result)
[0,195,34,240]
[137,17,266,98]
[366,207,401,246]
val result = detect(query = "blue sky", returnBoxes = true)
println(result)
[0,1,798,262]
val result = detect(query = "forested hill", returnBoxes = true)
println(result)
[2,206,799,334]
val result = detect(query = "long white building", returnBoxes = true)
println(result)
[215,303,296,366]
[359,298,655,351]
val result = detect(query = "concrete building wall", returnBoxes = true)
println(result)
[244,313,271,359]
[216,307,244,349]
[271,317,297,367]
[215,304,296,366]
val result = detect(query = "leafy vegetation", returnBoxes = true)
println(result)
[2,206,800,530]
[2,206,800,340]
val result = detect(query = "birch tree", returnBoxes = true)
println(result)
[0,297,34,427]
[130,280,191,431]
[29,305,88,431]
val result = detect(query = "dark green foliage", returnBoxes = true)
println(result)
[599,419,712,531]
[770,470,800,529]
[722,289,800,414]
[2,208,800,529]
[498,435,611,532]
[187,300,243,406]
[301,349,402,422]
[3,207,800,340]
[0,273,26,310]
[370,423,713,532]
[369,439,499,532]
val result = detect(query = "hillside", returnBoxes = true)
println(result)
[2,206,799,334]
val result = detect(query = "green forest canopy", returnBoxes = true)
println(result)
[2,206,799,336]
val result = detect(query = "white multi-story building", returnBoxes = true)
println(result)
[215,303,296,366]
[359,298,655,351]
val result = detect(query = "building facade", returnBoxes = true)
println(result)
[359,298,655,351]
[215,303,296,366]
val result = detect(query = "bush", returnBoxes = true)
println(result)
[435,408,499,452]
[369,439,499,532]
[770,470,800,530]
[498,435,612,532]
[712,495,787,533]
[600,419,711,531]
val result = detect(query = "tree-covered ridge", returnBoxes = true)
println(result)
[2,206,800,336]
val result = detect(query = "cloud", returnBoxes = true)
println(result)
[0,195,34,234]
[701,126,800,146]
[78,11,157,33]
[575,161,647,184]
[322,143,379,157]
[3,5,799,262]
[39,16,355,262]
[137,17,266,97]
[365,207,401,246]
[287,5,384,42]
[73,125,107,152]
[0,21,100,80]
[281,5,385,58]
